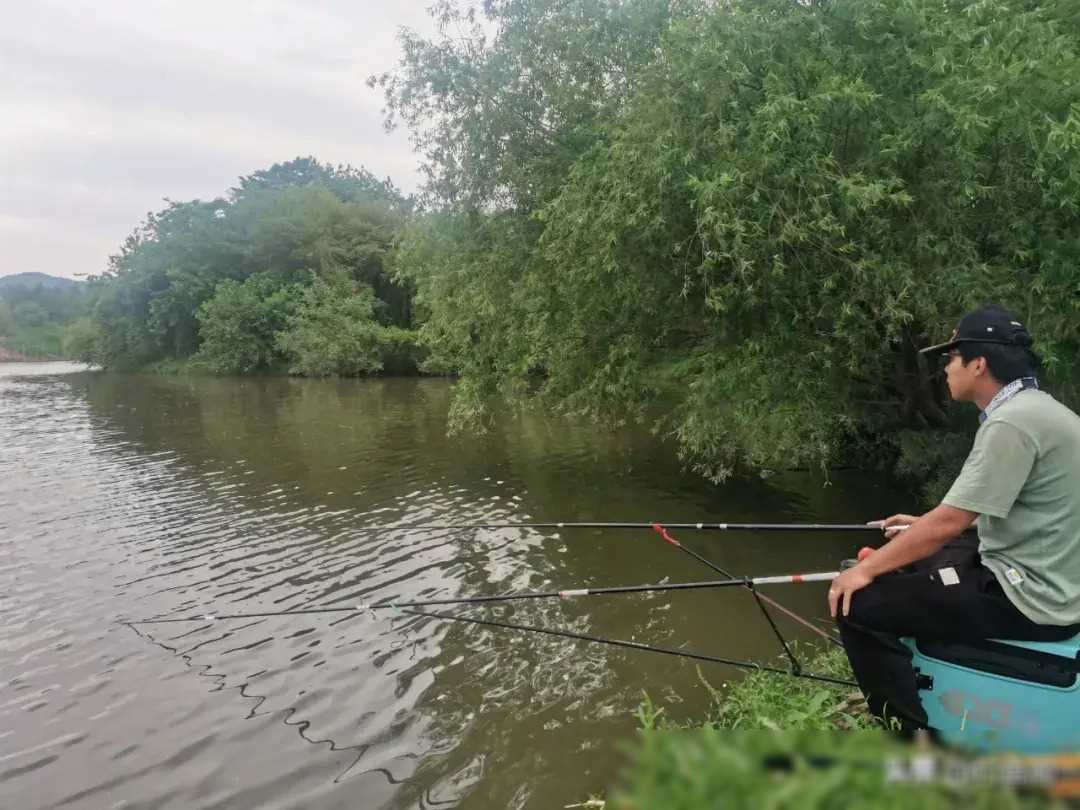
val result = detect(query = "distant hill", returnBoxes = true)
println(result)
[0,273,83,293]
[0,274,85,360]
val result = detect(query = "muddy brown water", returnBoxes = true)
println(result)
[0,363,908,809]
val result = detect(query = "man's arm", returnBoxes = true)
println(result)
[829,504,977,617]
[862,504,978,578]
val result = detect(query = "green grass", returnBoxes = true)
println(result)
[636,643,879,733]
[610,729,1067,810]
[701,644,880,731]
[602,647,1068,809]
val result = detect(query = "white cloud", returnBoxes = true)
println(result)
[1,0,436,278]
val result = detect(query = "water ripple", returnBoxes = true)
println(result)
[0,363,892,809]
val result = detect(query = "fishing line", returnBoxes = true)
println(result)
[126,570,840,625]
[651,523,843,648]
[397,606,857,687]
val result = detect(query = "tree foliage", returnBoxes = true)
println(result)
[276,271,414,377]
[370,0,676,209]
[377,0,679,427]
[0,275,87,359]
[194,275,300,373]
[75,158,417,374]
[70,1,1080,488]
[387,0,1080,483]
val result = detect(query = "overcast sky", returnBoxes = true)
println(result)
[1,0,436,279]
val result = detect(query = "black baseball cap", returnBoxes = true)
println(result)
[919,305,1033,355]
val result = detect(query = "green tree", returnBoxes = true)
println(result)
[543,0,1080,480]
[371,0,675,209]
[62,317,100,362]
[247,187,411,322]
[231,157,406,208]
[392,0,1080,487]
[12,300,49,328]
[275,271,415,377]
[195,275,300,373]
[81,158,414,372]
[378,0,677,423]
[0,300,15,336]
[84,198,240,367]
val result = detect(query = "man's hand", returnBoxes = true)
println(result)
[828,564,875,618]
[871,513,922,539]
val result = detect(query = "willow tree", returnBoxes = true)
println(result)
[376,0,678,423]
[392,0,1080,488]
[371,0,677,209]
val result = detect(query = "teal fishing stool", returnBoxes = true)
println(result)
[903,633,1080,753]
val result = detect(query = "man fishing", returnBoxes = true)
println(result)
[827,305,1080,731]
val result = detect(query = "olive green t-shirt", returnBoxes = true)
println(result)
[942,389,1080,626]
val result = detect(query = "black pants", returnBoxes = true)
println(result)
[837,537,1079,731]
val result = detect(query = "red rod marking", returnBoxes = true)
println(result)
[651,523,682,547]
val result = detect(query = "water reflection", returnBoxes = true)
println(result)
[0,366,910,809]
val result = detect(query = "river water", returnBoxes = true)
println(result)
[0,363,906,809]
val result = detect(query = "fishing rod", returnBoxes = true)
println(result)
[129,524,868,693]
[396,606,857,688]
[127,569,840,625]
[388,530,856,686]
[127,589,856,687]
[650,523,843,653]
[350,521,906,533]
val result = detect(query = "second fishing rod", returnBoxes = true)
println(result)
[127,569,839,625]
[353,520,918,533]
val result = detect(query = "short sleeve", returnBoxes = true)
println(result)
[942,421,1036,518]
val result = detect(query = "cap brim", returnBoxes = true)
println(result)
[918,340,959,355]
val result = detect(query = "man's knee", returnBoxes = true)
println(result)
[838,581,896,632]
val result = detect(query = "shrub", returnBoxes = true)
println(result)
[275,271,415,377]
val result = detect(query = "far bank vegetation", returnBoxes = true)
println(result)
[71,0,1080,497]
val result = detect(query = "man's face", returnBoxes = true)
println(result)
[943,349,980,401]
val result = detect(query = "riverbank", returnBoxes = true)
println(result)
[0,343,59,362]
[0,326,68,361]
[138,356,440,380]
[689,645,873,732]
[610,727,1062,809]
[629,644,874,737]
[0,344,32,361]
[603,646,1066,808]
